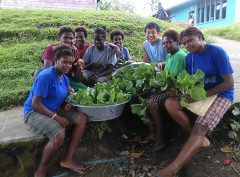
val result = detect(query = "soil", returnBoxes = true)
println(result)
[1,102,240,177]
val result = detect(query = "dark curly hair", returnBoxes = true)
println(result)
[180,26,205,45]
[162,28,180,44]
[74,26,88,38]
[53,44,73,60]
[57,27,75,38]
[110,29,125,41]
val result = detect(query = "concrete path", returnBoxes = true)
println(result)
[0,36,240,148]
[212,36,240,103]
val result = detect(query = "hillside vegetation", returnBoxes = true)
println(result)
[203,22,240,41]
[0,9,185,110]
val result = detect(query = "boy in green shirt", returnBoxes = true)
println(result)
[139,28,186,152]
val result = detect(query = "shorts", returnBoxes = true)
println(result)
[83,70,109,83]
[196,97,232,131]
[150,92,168,110]
[24,107,81,142]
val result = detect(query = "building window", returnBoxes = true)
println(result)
[197,0,227,23]
[211,0,215,20]
[201,0,205,23]
[222,0,227,19]
[206,0,211,22]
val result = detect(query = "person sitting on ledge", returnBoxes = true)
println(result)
[141,28,186,152]
[148,26,234,177]
[24,44,87,177]
[110,29,132,65]
[143,22,166,69]
[80,27,117,87]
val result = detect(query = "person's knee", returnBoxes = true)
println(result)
[148,99,156,110]
[74,113,87,126]
[164,97,181,111]
[54,131,65,146]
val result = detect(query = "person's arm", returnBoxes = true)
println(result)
[142,42,150,63]
[108,43,121,58]
[42,59,53,69]
[164,12,169,18]
[206,73,234,97]
[31,95,70,128]
[158,62,166,71]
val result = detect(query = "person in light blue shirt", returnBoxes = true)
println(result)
[143,22,166,68]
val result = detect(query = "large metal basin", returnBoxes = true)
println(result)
[66,97,131,121]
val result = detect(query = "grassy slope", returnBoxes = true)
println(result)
[0,9,185,109]
[203,22,240,41]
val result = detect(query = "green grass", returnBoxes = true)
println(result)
[203,23,240,41]
[0,8,214,110]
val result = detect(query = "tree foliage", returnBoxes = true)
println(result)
[144,0,158,15]
[98,0,136,13]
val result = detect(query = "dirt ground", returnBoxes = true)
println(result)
[1,102,240,177]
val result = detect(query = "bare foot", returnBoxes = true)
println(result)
[201,136,210,147]
[35,170,45,177]
[60,160,85,174]
[139,134,156,144]
[148,167,177,177]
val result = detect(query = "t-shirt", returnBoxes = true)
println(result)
[156,6,166,20]
[83,45,117,71]
[42,44,58,67]
[164,49,186,76]
[119,46,131,61]
[24,66,69,115]
[42,43,78,73]
[186,43,234,102]
[73,43,93,59]
[144,37,166,64]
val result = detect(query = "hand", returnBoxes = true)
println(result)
[166,88,177,97]
[54,115,69,128]
[74,59,85,69]
[113,46,121,58]
[125,60,133,65]
[64,103,74,111]
[157,62,164,71]
[183,94,196,103]
[91,60,105,71]
[69,45,79,61]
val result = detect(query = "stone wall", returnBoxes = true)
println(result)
[0,0,96,10]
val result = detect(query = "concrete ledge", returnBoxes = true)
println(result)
[0,107,44,149]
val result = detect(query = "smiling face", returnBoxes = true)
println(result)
[93,33,106,50]
[145,28,160,45]
[162,36,179,54]
[55,55,73,75]
[59,32,74,46]
[112,35,123,48]
[75,31,86,49]
[181,34,202,53]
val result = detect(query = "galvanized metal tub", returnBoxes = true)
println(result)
[66,97,131,121]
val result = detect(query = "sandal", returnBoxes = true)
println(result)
[139,137,156,145]
[153,141,167,152]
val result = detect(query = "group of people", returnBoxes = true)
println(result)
[24,20,234,177]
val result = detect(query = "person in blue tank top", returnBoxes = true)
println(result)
[143,22,166,68]
[24,45,87,177]
[148,27,234,177]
